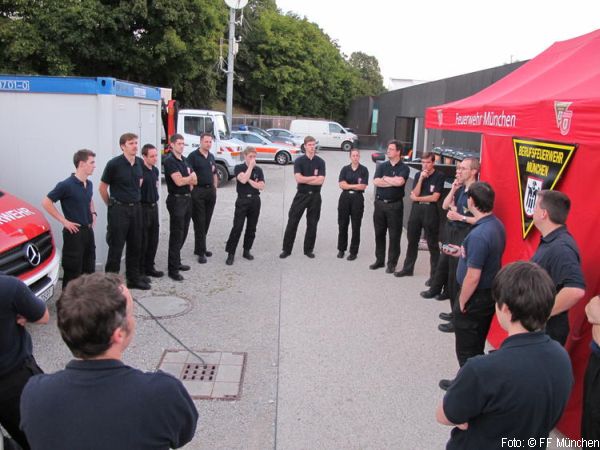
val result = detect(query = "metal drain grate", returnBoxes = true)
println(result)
[157,350,246,400]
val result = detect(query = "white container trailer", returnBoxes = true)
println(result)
[0,75,162,268]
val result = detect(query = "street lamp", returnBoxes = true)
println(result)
[259,94,264,128]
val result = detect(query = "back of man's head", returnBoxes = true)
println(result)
[57,273,129,359]
[468,181,495,213]
[538,190,570,225]
[492,261,556,332]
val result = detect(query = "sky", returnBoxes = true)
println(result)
[275,0,599,86]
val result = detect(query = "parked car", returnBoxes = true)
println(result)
[0,190,60,302]
[290,119,358,151]
[231,131,301,165]
[266,128,305,147]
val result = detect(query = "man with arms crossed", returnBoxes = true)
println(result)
[437,261,573,449]
[583,295,600,440]
[20,273,198,450]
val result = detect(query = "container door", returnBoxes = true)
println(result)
[139,104,159,149]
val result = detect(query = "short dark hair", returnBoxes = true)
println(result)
[492,261,556,332]
[141,144,157,156]
[119,133,138,147]
[170,133,183,144]
[200,132,213,140]
[304,135,316,145]
[349,148,360,156]
[57,273,129,359]
[538,190,570,225]
[421,151,435,162]
[387,140,400,151]
[467,181,495,213]
[73,149,95,168]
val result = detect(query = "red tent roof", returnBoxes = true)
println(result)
[425,29,600,143]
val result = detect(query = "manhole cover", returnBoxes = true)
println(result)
[157,350,246,400]
[135,295,192,320]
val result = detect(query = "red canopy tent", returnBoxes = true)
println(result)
[425,29,600,438]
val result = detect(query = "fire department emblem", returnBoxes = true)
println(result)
[554,101,573,136]
[524,177,543,217]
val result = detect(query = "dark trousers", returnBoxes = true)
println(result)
[373,200,404,269]
[582,350,600,440]
[105,202,142,282]
[167,194,191,273]
[337,191,364,255]
[61,226,95,288]
[0,356,43,450]
[191,186,217,256]
[453,288,494,367]
[140,203,160,273]
[226,196,261,254]
[402,203,439,278]
[545,312,569,346]
[282,191,322,254]
[430,225,470,307]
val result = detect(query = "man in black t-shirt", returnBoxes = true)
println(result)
[0,274,48,450]
[337,148,369,260]
[43,149,97,288]
[139,144,162,278]
[437,262,573,450]
[370,140,410,273]
[395,151,445,279]
[225,147,265,265]
[163,134,197,281]
[187,133,218,264]
[99,133,149,290]
[531,190,585,345]
[280,136,326,259]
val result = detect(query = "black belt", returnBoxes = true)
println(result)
[171,193,191,198]
[239,193,260,198]
[298,190,319,195]
[110,198,138,207]
[376,196,401,204]
[344,190,363,195]
[197,184,213,189]
[141,202,158,208]
[417,201,434,205]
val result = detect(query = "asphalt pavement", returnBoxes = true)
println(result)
[28,150,569,449]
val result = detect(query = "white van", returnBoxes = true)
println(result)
[289,119,358,151]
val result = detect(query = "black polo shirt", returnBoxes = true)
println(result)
[187,150,216,186]
[448,186,472,230]
[443,331,573,450]
[294,155,326,193]
[163,154,192,195]
[412,169,445,199]
[456,214,505,289]
[338,164,369,189]
[100,154,143,203]
[47,174,93,226]
[21,359,199,450]
[235,163,265,196]
[141,164,159,204]
[0,274,46,376]
[374,160,410,201]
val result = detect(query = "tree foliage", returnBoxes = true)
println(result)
[0,0,386,118]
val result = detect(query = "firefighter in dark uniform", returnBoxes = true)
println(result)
[139,144,163,278]
[99,133,148,290]
[370,140,410,273]
[337,148,369,260]
[225,146,265,265]
[395,151,446,279]
[187,132,218,264]
[280,136,326,259]
[531,190,585,345]
[163,134,197,281]
[42,149,97,288]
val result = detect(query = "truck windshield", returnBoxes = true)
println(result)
[215,114,231,140]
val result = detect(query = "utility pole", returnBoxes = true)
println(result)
[224,0,248,127]
[259,94,264,128]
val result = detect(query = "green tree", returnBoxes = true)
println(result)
[348,51,386,96]
[0,0,228,107]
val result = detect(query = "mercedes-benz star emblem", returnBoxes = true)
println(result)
[25,243,41,267]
